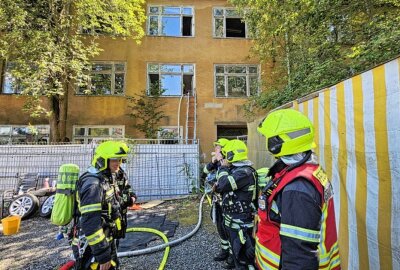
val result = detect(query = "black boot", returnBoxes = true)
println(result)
[222,255,235,269]
[213,249,230,261]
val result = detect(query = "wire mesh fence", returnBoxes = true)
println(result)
[127,143,199,200]
[0,141,200,214]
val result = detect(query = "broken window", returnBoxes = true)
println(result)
[217,125,248,142]
[148,63,194,96]
[77,62,126,96]
[215,64,259,97]
[213,8,247,38]
[148,6,193,37]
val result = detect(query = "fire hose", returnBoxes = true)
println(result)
[116,194,206,270]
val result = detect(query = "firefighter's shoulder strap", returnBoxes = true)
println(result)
[242,165,259,208]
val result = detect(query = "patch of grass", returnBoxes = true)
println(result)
[164,195,216,229]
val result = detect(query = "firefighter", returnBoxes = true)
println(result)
[203,138,233,263]
[72,141,129,270]
[214,139,257,270]
[115,166,137,241]
[256,109,341,270]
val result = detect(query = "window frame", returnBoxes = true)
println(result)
[214,64,260,98]
[0,124,50,144]
[147,5,195,37]
[76,61,127,96]
[216,124,248,143]
[212,7,248,39]
[72,125,125,144]
[147,63,195,97]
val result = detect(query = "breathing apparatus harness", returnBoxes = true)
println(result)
[258,150,312,211]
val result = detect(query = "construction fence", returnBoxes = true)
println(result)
[0,140,200,210]
[248,57,400,270]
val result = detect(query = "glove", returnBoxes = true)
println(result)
[113,217,125,239]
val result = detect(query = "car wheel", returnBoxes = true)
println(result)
[8,194,40,219]
[39,195,55,218]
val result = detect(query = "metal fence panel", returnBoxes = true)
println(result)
[126,144,199,200]
[0,142,199,207]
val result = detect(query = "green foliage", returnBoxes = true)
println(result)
[231,0,400,115]
[0,0,146,141]
[127,83,166,139]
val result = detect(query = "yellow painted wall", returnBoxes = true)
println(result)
[0,0,265,160]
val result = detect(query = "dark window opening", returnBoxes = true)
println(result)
[183,74,193,95]
[182,17,192,36]
[148,74,160,95]
[217,125,247,140]
[226,18,246,38]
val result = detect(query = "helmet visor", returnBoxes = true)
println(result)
[109,157,127,163]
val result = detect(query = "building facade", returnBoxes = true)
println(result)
[0,0,265,159]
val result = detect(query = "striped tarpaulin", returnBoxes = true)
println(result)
[292,58,400,270]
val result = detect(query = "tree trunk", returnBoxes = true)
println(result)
[58,94,68,142]
[58,79,69,142]
[48,76,69,143]
[48,105,58,142]
[48,95,68,143]
[48,96,61,142]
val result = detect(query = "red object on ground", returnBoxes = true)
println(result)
[128,204,142,210]
[59,260,75,270]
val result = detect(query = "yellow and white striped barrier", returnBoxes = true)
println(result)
[291,58,400,270]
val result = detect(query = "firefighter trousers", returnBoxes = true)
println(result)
[224,225,255,270]
[72,240,119,270]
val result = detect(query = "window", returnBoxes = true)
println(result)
[0,125,50,144]
[213,8,248,38]
[215,64,259,97]
[148,6,194,37]
[73,125,124,144]
[148,64,194,96]
[77,62,126,95]
[157,126,182,144]
[2,62,22,94]
[217,125,247,142]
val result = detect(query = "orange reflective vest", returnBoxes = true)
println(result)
[255,163,340,270]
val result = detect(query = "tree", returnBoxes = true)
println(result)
[0,0,146,142]
[127,83,166,139]
[230,0,400,114]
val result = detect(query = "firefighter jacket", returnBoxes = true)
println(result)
[255,162,340,270]
[75,168,122,264]
[116,168,136,210]
[215,162,257,227]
